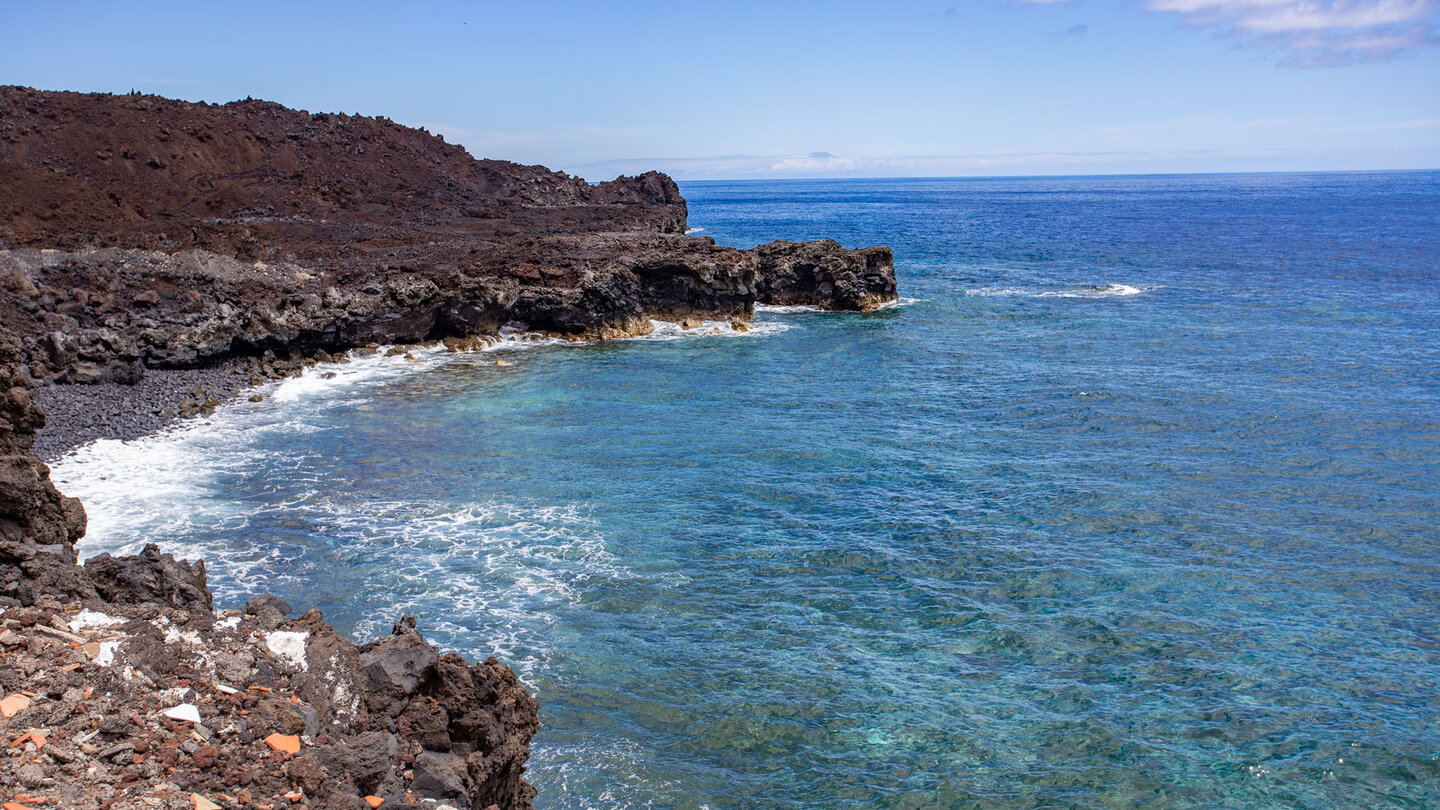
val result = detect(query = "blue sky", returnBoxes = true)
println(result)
[3,0,1437,180]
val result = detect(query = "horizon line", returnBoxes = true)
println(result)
[663,166,1440,184]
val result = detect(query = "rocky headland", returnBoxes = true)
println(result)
[0,86,897,809]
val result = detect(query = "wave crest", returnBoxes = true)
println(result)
[965,283,1156,299]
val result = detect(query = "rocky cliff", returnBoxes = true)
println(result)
[0,87,895,384]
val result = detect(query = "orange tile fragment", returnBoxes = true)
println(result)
[248,685,272,692]
[288,695,301,704]
[8,729,43,749]
[61,663,82,672]
[6,802,30,810]
[263,732,300,754]
[0,693,30,718]
[284,793,302,802]
[364,797,384,808]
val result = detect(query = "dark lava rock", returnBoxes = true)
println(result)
[754,239,898,311]
[0,334,92,603]
[361,616,540,808]
[84,542,212,612]
[247,593,293,616]
[1,88,892,393]
[413,749,470,801]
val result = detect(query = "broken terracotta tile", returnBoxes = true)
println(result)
[9,728,44,749]
[5,802,30,810]
[363,797,384,809]
[0,693,31,717]
[263,732,300,754]
[189,794,221,810]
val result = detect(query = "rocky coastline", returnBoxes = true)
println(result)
[0,87,897,809]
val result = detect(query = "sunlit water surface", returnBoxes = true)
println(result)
[53,173,1440,808]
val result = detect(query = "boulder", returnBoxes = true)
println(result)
[753,239,898,311]
[84,543,212,612]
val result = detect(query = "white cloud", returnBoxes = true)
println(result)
[1147,0,1440,65]
[563,141,1440,181]
[769,152,858,173]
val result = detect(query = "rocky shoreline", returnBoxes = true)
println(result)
[0,86,897,809]
[29,362,256,461]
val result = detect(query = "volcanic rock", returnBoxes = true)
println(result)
[753,238,897,311]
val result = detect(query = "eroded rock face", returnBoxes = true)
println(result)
[361,617,541,809]
[0,335,91,603]
[754,239,898,311]
[0,88,893,386]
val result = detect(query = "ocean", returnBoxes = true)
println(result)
[51,172,1440,808]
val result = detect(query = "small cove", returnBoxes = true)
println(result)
[53,172,1440,809]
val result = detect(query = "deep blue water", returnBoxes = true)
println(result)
[55,172,1440,808]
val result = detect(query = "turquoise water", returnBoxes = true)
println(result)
[55,172,1440,808]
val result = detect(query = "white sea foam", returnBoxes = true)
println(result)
[757,296,920,314]
[965,283,1157,299]
[49,314,778,680]
[874,296,922,310]
[755,303,823,314]
[629,318,790,342]
[336,498,640,679]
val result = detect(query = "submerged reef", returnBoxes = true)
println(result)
[0,86,896,808]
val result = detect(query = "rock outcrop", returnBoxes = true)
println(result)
[753,239,897,311]
[0,335,91,604]
[0,87,895,384]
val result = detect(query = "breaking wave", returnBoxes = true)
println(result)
[965,283,1156,299]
